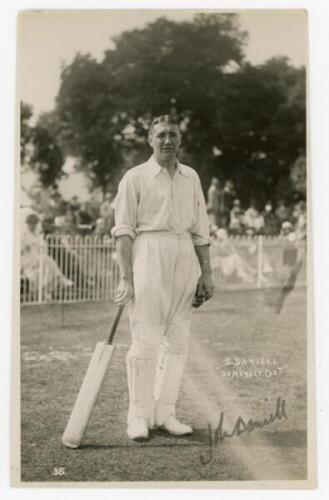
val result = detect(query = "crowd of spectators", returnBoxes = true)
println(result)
[20,180,307,299]
[22,177,306,242]
[23,189,116,238]
[206,177,307,241]
[20,190,117,299]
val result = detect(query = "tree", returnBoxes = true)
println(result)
[53,14,306,204]
[55,54,125,193]
[30,125,64,187]
[20,102,64,188]
[54,14,248,191]
[20,102,34,167]
[209,58,306,204]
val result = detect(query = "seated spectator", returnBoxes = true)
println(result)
[245,228,256,237]
[95,217,108,237]
[70,195,79,207]
[48,191,63,218]
[64,204,77,231]
[54,202,77,235]
[21,213,73,300]
[78,202,93,223]
[77,203,94,234]
[229,199,244,235]
[209,224,219,237]
[280,221,295,239]
[210,228,256,283]
[54,201,67,230]
[41,215,56,236]
[263,202,280,236]
[243,200,265,234]
[275,200,291,225]
[100,192,115,234]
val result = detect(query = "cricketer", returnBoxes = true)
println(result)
[112,114,214,440]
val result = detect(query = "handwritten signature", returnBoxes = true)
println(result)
[200,396,287,465]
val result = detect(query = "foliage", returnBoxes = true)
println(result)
[26,13,306,203]
[55,54,124,192]
[54,14,248,192]
[20,102,64,188]
[212,58,306,204]
[20,102,34,166]
[290,155,306,196]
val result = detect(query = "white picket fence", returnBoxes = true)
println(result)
[20,234,306,305]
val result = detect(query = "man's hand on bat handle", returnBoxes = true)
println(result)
[115,278,134,306]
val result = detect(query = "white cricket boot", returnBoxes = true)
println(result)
[154,344,193,435]
[127,417,149,440]
[159,415,192,435]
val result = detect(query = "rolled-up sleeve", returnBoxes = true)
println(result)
[191,174,210,246]
[111,173,139,240]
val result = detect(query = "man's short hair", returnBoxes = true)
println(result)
[149,114,180,136]
[26,213,39,224]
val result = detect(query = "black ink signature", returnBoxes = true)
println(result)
[200,396,287,465]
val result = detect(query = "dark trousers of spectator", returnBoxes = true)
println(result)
[215,212,229,228]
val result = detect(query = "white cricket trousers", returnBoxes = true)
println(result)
[126,231,200,426]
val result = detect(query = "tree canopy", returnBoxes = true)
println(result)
[23,13,306,203]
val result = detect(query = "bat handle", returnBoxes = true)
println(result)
[105,305,124,345]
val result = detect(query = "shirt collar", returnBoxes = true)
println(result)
[148,155,189,177]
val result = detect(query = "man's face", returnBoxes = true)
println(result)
[27,220,38,232]
[148,122,181,164]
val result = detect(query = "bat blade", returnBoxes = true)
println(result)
[61,341,115,448]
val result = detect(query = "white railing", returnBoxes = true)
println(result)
[210,234,306,290]
[20,235,120,305]
[20,234,306,305]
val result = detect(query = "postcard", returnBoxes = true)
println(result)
[12,8,316,488]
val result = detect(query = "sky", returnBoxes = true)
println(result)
[18,9,307,118]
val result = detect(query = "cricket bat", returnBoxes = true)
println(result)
[62,305,124,448]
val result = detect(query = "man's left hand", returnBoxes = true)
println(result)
[192,273,214,308]
[198,273,214,299]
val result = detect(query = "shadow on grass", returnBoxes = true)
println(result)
[196,306,238,315]
[77,428,208,450]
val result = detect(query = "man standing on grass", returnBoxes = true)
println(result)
[112,114,214,440]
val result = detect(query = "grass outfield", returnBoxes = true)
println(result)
[20,287,308,483]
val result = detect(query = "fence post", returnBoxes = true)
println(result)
[257,235,263,289]
[37,235,44,304]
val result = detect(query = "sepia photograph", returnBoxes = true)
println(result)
[12,8,315,487]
